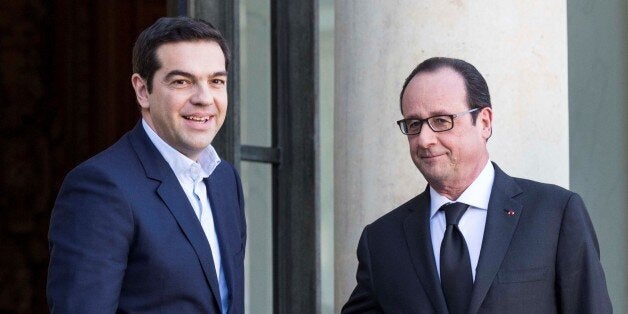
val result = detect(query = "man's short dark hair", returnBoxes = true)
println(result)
[132,16,230,93]
[399,57,491,123]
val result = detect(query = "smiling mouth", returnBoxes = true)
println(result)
[184,115,210,123]
[420,152,444,159]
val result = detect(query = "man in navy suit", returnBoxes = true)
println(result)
[342,57,612,313]
[47,17,246,313]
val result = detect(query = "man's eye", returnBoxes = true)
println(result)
[432,117,450,125]
[408,120,422,129]
[171,79,190,87]
[212,78,226,85]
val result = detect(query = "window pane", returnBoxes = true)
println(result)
[240,0,271,147]
[240,0,272,312]
[241,161,273,314]
[318,0,335,312]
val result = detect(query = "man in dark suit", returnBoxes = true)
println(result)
[342,57,612,313]
[47,17,246,313]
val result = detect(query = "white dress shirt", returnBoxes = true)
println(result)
[430,160,495,281]
[142,120,228,313]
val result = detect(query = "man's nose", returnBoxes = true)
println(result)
[191,83,213,106]
[414,122,437,147]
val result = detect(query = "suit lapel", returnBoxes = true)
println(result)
[468,164,523,313]
[155,180,223,309]
[205,165,240,312]
[128,122,223,311]
[403,189,449,313]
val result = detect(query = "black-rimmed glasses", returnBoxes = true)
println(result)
[396,108,479,135]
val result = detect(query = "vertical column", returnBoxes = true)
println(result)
[273,0,319,313]
[334,1,569,310]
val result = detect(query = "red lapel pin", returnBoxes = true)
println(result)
[506,209,516,216]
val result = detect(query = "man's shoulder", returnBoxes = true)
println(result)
[66,130,141,181]
[503,174,575,204]
[512,176,571,194]
[494,163,575,200]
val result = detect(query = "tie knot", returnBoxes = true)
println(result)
[440,202,468,225]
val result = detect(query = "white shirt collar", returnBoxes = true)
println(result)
[430,160,495,219]
[142,119,221,180]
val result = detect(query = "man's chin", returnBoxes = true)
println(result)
[182,132,216,146]
[417,166,447,183]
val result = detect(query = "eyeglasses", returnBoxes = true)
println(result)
[396,108,479,135]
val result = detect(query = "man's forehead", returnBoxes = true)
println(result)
[405,68,465,97]
[155,40,224,58]
[402,68,468,116]
[154,40,226,74]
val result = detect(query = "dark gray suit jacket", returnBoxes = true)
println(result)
[343,163,611,313]
[48,122,246,313]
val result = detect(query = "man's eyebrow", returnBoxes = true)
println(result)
[404,110,451,120]
[163,70,228,80]
[427,110,452,116]
[164,70,194,81]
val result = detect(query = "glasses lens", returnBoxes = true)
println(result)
[428,116,453,131]
[406,120,423,134]
[398,121,408,134]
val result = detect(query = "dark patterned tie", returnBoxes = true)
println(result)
[440,202,473,314]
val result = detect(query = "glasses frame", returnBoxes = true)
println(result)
[396,108,479,135]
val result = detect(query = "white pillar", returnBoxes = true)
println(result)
[334,1,569,311]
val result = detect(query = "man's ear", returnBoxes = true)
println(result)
[131,74,150,109]
[479,107,493,140]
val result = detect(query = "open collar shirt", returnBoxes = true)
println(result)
[142,119,228,313]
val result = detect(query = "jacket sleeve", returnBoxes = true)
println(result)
[556,192,612,313]
[342,228,385,314]
[47,164,134,313]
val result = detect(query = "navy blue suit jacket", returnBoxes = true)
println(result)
[343,163,611,313]
[48,122,246,313]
